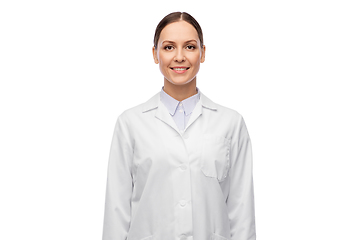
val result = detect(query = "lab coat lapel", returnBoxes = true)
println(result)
[183,97,202,132]
[141,90,217,134]
[155,99,180,134]
[185,90,217,131]
[141,92,178,133]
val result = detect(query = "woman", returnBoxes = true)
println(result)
[102,12,256,240]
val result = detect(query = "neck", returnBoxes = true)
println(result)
[163,78,198,101]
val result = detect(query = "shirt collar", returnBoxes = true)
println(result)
[160,86,200,116]
[141,88,217,113]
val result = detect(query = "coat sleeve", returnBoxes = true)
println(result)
[102,114,134,240]
[227,114,256,240]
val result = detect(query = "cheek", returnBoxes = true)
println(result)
[158,52,172,66]
[188,53,201,67]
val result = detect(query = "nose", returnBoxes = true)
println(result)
[174,49,185,62]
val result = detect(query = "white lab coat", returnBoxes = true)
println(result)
[102,89,256,240]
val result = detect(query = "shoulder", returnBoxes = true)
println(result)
[115,103,142,126]
[209,100,252,145]
[206,94,245,124]
[114,92,159,124]
[216,101,243,118]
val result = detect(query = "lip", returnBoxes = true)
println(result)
[170,66,190,74]
[170,66,190,68]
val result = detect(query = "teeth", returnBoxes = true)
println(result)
[173,68,187,71]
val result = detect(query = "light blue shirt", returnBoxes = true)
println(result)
[160,86,200,132]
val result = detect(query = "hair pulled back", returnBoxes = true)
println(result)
[153,12,204,50]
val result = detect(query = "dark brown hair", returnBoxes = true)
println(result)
[153,12,204,50]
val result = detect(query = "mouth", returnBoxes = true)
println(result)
[170,67,190,71]
[170,67,190,74]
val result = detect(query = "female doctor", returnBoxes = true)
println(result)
[102,12,256,240]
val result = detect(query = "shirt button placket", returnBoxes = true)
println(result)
[178,103,185,130]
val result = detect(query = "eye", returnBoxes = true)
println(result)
[186,45,196,50]
[164,45,174,50]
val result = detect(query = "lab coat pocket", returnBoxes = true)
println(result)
[211,232,229,240]
[200,134,231,182]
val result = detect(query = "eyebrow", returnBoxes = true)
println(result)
[161,39,198,45]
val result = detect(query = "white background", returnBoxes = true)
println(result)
[1,0,359,239]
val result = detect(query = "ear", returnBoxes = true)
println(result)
[152,46,159,64]
[200,45,206,63]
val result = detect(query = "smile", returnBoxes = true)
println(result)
[170,67,190,71]
[170,67,190,74]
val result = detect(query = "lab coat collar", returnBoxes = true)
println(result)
[142,89,217,134]
[141,88,217,113]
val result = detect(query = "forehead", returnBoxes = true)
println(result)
[159,20,199,43]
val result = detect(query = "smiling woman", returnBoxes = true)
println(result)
[102,12,256,240]
[152,13,206,100]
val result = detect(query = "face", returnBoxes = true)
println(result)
[152,20,205,85]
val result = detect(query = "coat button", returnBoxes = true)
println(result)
[180,164,187,171]
[180,234,187,240]
[179,200,187,207]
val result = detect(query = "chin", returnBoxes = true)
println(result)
[168,78,194,85]
[168,75,196,85]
